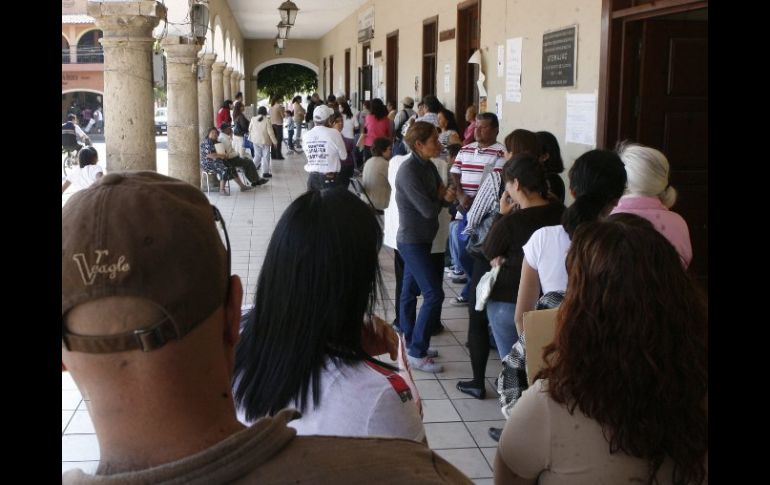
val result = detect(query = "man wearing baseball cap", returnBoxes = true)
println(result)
[61,172,471,483]
[393,97,416,156]
[301,104,348,191]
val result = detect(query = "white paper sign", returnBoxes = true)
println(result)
[506,37,523,103]
[444,64,451,74]
[444,74,451,93]
[495,94,503,120]
[364,90,371,100]
[565,93,598,146]
[497,45,505,77]
[477,71,487,97]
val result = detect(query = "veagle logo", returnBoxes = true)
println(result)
[73,250,131,286]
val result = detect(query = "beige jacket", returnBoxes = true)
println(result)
[248,115,278,146]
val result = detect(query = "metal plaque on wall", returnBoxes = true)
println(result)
[541,25,577,88]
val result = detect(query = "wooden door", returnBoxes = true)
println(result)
[387,32,399,105]
[456,0,480,133]
[635,19,708,287]
[345,49,351,98]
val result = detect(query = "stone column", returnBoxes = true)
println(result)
[88,1,165,172]
[162,36,203,186]
[197,53,217,140]
[223,66,233,101]
[230,71,239,101]
[211,62,226,117]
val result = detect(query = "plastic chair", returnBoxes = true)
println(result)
[350,178,384,225]
[201,168,229,194]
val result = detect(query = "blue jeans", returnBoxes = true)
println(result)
[449,219,473,300]
[486,300,518,357]
[398,242,444,358]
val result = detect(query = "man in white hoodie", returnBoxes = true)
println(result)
[302,105,348,191]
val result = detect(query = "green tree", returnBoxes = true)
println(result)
[257,64,317,101]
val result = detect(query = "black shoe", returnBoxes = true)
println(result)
[263,173,272,178]
[255,178,269,186]
[456,380,486,399]
[430,323,445,336]
[488,427,502,442]
[451,276,468,284]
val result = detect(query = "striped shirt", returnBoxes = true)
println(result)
[449,142,506,197]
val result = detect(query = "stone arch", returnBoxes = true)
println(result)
[201,19,214,54]
[62,34,70,50]
[253,58,320,76]
[75,28,102,45]
[213,17,225,60]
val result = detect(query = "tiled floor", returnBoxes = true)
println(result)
[62,142,504,482]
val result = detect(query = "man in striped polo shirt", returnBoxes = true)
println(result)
[446,113,506,305]
[450,112,506,207]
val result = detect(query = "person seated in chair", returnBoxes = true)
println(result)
[218,123,268,188]
[199,127,255,196]
[362,137,392,211]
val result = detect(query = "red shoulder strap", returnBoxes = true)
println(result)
[365,361,413,403]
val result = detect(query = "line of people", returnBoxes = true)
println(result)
[62,97,706,483]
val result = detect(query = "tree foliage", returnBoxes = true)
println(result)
[257,64,317,100]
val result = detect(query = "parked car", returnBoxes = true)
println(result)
[154,107,167,135]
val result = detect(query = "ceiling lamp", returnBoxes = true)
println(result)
[277,21,290,39]
[276,36,286,49]
[278,0,299,26]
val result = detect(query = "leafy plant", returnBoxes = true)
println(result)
[257,64,317,100]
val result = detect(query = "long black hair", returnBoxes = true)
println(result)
[536,131,565,174]
[233,189,385,421]
[370,98,388,119]
[561,149,626,238]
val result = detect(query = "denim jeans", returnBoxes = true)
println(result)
[449,219,473,300]
[486,300,518,358]
[307,172,341,191]
[397,242,444,358]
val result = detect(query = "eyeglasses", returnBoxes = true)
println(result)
[212,205,231,280]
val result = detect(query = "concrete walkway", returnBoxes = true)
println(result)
[62,142,503,482]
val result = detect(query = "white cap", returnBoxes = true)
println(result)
[313,105,335,123]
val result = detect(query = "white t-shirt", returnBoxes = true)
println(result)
[65,164,103,192]
[341,114,359,139]
[522,225,571,294]
[302,125,348,174]
[288,359,425,442]
[383,155,450,254]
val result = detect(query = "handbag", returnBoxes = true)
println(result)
[475,265,501,311]
[465,209,497,258]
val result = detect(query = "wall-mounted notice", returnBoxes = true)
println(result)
[565,92,597,146]
[495,94,503,121]
[542,25,577,87]
[444,64,451,93]
[505,37,522,103]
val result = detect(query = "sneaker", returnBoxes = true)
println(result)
[451,296,469,306]
[425,348,439,358]
[451,269,465,277]
[444,266,455,275]
[407,355,444,373]
[430,323,445,336]
[255,178,269,186]
[451,276,468,284]
[263,173,272,178]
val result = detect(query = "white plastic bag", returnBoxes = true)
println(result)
[475,265,501,311]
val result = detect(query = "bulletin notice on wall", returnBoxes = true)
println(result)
[565,92,597,146]
[542,26,577,88]
[505,38,522,103]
